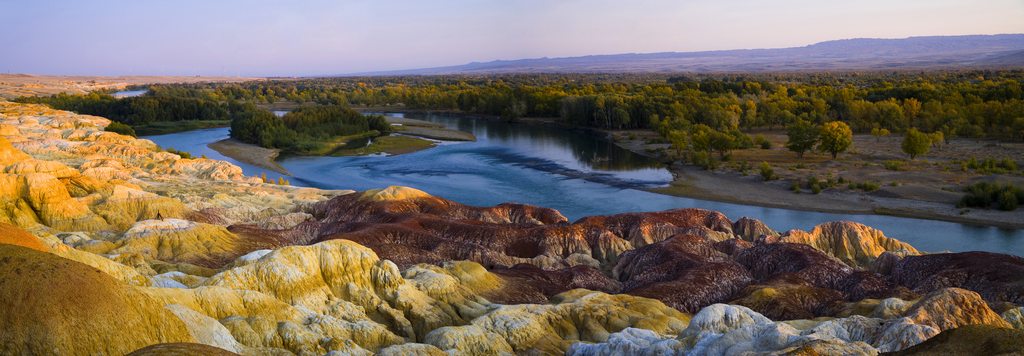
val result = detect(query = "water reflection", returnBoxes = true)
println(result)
[144,115,1024,257]
[380,113,668,174]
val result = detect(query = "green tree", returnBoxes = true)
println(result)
[901,128,931,160]
[785,119,819,159]
[870,127,890,142]
[667,130,689,159]
[709,131,736,159]
[818,121,853,159]
[928,131,944,150]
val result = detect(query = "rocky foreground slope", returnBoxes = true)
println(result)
[1,97,1023,355]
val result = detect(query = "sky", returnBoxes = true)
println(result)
[1,0,1022,77]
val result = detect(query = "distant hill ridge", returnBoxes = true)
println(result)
[342,34,1024,76]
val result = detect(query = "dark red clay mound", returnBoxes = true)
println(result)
[889,251,1024,304]
[730,273,849,320]
[837,271,919,302]
[713,238,753,257]
[0,244,193,355]
[125,343,243,356]
[485,263,620,304]
[309,190,568,225]
[0,221,47,251]
[613,235,753,313]
[297,192,744,272]
[574,208,734,246]
[735,243,853,290]
[880,324,1024,356]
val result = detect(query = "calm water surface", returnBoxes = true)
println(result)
[143,113,1024,257]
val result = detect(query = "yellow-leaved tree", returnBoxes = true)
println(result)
[818,121,853,159]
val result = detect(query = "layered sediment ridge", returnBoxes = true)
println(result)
[1,97,1022,355]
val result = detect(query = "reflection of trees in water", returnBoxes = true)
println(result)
[411,113,663,172]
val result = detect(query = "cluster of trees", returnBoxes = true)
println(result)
[15,93,237,126]
[137,70,1024,144]
[784,121,853,159]
[230,105,390,150]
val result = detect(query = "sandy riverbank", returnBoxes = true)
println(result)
[387,116,477,141]
[207,138,291,176]
[207,115,474,175]
[596,129,1024,230]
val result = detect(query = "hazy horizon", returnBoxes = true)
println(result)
[1,0,1022,77]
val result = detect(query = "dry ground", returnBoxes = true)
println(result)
[607,128,1024,229]
[0,73,261,99]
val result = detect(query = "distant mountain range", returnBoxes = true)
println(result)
[343,34,1024,76]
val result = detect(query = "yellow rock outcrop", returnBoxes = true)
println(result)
[0,243,194,355]
[110,219,244,267]
[780,221,920,268]
[426,289,691,355]
[360,185,432,201]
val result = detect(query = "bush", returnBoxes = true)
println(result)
[959,181,1022,211]
[999,191,1018,211]
[760,140,772,149]
[104,121,137,138]
[891,181,899,187]
[852,182,880,192]
[759,162,775,181]
[691,151,708,167]
[165,147,192,159]
[1001,158,1018,171]
[791,181,800,191]
[884,160,903,171]
[811,184,822,194]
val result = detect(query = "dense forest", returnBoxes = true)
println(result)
[14,93,236,125]
[13,92,390,153]
[130,70,1024,144]
[230,105,390,151]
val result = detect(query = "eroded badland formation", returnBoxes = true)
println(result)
[2,93,1024,356]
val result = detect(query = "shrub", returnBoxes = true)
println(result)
[691,151,708,167]
[791,181,800,191]
[760,140,772,149]
[807,175,820,187]
[754,134,767,146]
[759,162,775,181]
[811,184,821,194]
[884,160,903,171]
[891,181,899,187]
[959,181,1021,211]
[1001,158,1018,171]
[104,121,137,138]
[999,191,1018,211]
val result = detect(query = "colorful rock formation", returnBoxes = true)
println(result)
[1,97,1022,355]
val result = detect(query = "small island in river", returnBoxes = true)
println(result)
[209,115,475,175]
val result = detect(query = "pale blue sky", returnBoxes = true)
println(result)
[1,0,1021,77]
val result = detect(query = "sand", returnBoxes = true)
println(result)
[207,139,291,176]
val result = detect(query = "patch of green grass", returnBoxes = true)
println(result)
[330,135,436,156]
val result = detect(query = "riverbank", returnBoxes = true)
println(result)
[650,164,1024,230]
[603,128,1024,230]
[208,115,476,172]
[337,105,1024,230]
[207,138,291,176]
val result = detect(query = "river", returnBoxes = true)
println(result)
[142,113,1024,257]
